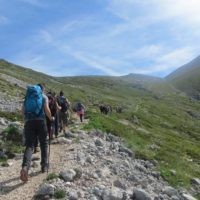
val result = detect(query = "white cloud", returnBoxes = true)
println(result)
[0,16,9,25]
[125,45,163,60]
[14,51,44,69]
[120,46,197,76]
[56,44,121,76]
[104,0,200,76]
[154,0,200,24]
[39,30,54,44]
[108,0,200,22]
[143,47,197,75]
[156,47,194,67]
[26,28,121,76]
[10,1,200,77]
[107,0,200,35]
[61,20,82,33]
[69,52,121,76]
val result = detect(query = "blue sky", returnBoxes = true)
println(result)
[0,0,200,77]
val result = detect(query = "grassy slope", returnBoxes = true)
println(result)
[165,56,200,98]
[85,93,200,189]
[0,60,200,195]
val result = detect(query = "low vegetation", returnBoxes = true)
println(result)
[84,96,200,189]
[0,111,22,122]
[54,189,66,199]
[0,59,199,194]
[0,125,24,162]
[46,172,59,181]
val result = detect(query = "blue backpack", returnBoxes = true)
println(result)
[24,85,43,119]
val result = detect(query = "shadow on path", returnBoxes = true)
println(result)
[0,171,41,195]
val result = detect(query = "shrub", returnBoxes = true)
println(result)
[54,189,66,199]
[2,126,22,145]
[0,111,22,121]
[46,173,58,181]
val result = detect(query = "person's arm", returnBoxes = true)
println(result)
[56,101,61,110]
[66,98,71,106]
[43,96,53,121]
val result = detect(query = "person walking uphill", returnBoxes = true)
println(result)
[46,91,61,139]
[58,91,70,134]
[20,84,54,183]
[76,102,85,122]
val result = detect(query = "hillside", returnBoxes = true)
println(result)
[0,120,198,200]
[0,59,200,199]
[165,55,200,99]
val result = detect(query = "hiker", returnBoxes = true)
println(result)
[53,92,61,138]
[46,92,61,139]
[54,94,60,138]
[99,104,110,115]
[76,102,85,122]
[116,106,123,113]
[57,91,70,134]
[20,84,54,182]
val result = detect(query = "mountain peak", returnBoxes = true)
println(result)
[166,54,200,99]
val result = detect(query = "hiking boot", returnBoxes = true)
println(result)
[41,166,48,173]
[20,166,28,183]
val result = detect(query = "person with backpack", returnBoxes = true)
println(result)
[46,92,61,139]
[54,93,60,138]
[20,83,54,183]
[58,91,70,134]
[76,102,85,122]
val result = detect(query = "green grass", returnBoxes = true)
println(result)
[2,126,22,144]
[54,189,66,199]
[1,126,24,160]
[0,111,22,121]
[1,160,9,167]
[46,172,59,181]
[84,108,200,190]
[0,157,7,164]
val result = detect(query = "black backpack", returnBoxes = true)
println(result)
[59,96,68,113]
[77,102,83,112]
[47,94,57,116]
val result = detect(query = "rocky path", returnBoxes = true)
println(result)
[0,114,84,200]
[0,117,198,200]
[0,133,69,200]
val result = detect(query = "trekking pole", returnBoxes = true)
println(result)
[47,119,54,174]
[47,126,51,174]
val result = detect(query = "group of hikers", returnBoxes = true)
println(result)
[20,83,85,182]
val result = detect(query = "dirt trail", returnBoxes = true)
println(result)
[0,114,86,200]
[0,143,66,200]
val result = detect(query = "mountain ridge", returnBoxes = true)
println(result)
[165,55,200,99]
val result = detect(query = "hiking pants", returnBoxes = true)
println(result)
[54,112,59,137]
[22,120,48,169]
[80,114,83,122]
[46,118,55,139]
